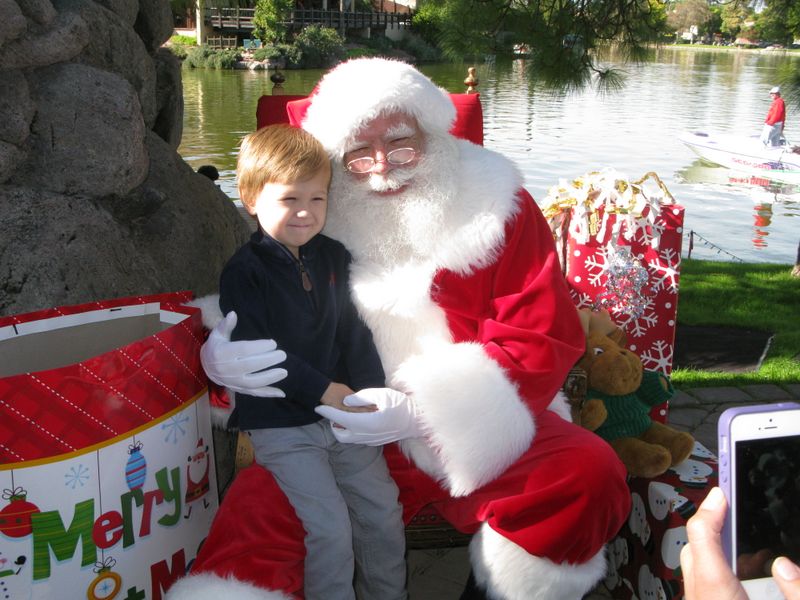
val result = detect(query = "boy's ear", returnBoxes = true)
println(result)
[243,201,258,216]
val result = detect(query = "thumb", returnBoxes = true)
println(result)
[215,311,238,339]
[343,394,376,408]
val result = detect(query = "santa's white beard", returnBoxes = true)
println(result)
[324,134,461,266]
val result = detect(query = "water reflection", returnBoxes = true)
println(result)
[178,47,800,263]
[676,160,800,256]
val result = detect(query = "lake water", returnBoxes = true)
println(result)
[178,47,800,264]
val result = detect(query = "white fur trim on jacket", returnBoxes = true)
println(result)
[188,294,223,331]
[396,341,535,497]
[469,523,607,600]
[302,58,456,157]
[165,573,291,600]
[187,294,235,427]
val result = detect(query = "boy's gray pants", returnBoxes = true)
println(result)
[249,421,407,600]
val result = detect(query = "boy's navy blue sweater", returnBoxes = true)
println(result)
[219,230,385,430]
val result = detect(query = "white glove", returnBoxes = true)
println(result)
[200,311,288,397]
[314,388,423,446]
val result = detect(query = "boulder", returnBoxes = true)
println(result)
[53,0,158,127]
[10,62,148,197]
[0,0,27,47]
[135,0,174,51]
[1,0,249,317]
[152,48,184,149]
[0,9,89,70]
[0,70,34,146]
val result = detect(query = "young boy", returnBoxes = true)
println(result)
[219,124,407,600]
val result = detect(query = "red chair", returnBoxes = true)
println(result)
[256,91,485,146]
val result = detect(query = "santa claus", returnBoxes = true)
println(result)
[169,58,630,600]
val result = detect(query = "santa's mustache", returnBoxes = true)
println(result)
[364,165,417,193]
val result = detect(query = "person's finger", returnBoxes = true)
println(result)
[216,311,238,338]
[682,487,748,600]
[343,395,376,408]
[680,543,695,598]
[773,557,800,600]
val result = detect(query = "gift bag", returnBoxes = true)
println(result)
[0,293,218,600]
[542,170,685,423]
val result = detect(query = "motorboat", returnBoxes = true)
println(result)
[679,131,800,184]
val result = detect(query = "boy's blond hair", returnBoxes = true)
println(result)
[237,124,331,210]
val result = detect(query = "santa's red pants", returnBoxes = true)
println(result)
[190,411,631,597]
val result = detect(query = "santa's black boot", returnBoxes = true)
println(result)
[459,571,490,600]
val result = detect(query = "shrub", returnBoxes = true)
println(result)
[170,34,197,46]
[346,47,381,59]
[252,45,285,61]
[398,35,442,62]
[183,46,241,69]
[291,25,346,68]
[411,2,446,46]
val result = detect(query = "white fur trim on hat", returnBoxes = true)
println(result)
[470,523,607,600]
[165,573,292,600]
[301,58,456,157]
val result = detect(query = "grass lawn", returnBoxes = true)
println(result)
[671,258,800,389]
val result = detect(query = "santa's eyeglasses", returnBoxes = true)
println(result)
[345,148,418,174]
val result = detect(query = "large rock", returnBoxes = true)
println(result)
[0,0,27,47]
[17,0,58,25]
[135,0,174,51]
[10,62,148,196]
[0,134,249,313]
[0,0,248,316]
[94,0,138,26]
[0,70,34,146]
[0,9,89,70]
[153,47,184,149]
[53,0,158,127]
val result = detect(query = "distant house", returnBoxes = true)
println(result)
[733,37,758,47]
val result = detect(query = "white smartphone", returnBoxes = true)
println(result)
[718,402,800,600]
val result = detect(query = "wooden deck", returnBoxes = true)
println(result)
[205,7,412,33]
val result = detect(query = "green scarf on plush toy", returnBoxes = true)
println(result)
[575,308,694,479]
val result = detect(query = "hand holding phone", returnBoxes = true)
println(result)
[681,487,800,600]
[717,402,800,599]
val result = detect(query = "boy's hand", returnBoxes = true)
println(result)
[319,382,377,413]
[315,388,423,446]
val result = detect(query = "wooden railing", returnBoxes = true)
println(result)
[204,7,412,32]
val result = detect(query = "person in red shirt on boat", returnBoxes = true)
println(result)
[761,86,786,147]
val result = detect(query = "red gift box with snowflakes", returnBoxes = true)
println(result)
[543,170,685,423]
[0,293,218,599]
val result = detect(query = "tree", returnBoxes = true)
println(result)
[754,0,798,45]
[666,0,713,40]
[253,0,294,44]
[719,2,753,40]
[428,0,668,92]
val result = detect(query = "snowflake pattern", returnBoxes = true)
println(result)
[611,296,658,338]
[64,464,90,489]
[647,248,681,293]
[161,414,190,444]
[640,340,674,374]
[571,290,594,309]
[583,252,609,287]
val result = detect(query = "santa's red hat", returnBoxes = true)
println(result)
[299,58,456,157]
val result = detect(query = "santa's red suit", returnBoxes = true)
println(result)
[168,59,630,600]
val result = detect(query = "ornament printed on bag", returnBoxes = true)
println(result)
[184,438,211,518]
[125,441,147,491]
[0,487,40,539]
[86,556,121,600]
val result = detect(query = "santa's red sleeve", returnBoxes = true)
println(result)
[395,189,585,497]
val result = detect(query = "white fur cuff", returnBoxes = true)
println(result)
[470,523,607,600]
[166,573,292,600]
[396,342,535,496]
[187,293,223,330]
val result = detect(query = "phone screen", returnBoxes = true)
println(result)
[734,434,800,580]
